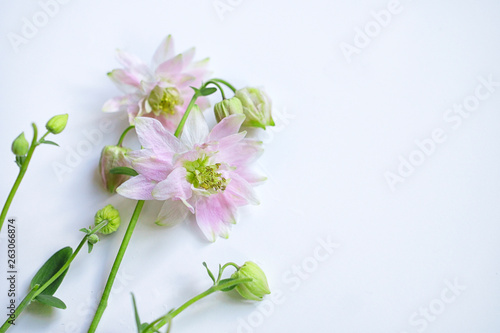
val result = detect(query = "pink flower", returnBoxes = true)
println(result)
[102,35,211,133]
[116,108,265,241]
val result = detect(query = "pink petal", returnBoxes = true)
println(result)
[116,175,156,200]
[152,167,192,201]
[195,195,236,241]
[224,172,259,206]
[131,155,173,182]
[215,138,263,167]
[108,69,141,93]
[236,167,267,185]
[116,49,151,78]
[180,105,209,147]
[152,35,175,68]
[208,114,246,141]
[155,199,189,227]
[181,47,195,67]
[134,117,186,154]
[156,54,183,77]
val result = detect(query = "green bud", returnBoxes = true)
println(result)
[214,97,244,123]
[87,234,99,244]
[231,262,270,301]
[99,145,132,193]
[46,114,68,134]
[234,87,275,129]
[11,132,29,156]
[94,204,121,235]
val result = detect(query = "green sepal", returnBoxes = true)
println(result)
[199,87,217,96]
[39,139,59,147]
[87,242,94,253]
[30,247,73,296]
[35,294,67,309]
[110,166,139,176]
[219,278,238,292]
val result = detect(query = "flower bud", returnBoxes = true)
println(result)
[99,145,132,193]
[87,234,100,244]
[11,133,29,156]
[234,88,275,129]
[214,97,244,123]
[231,262,270,301]
[46,114,68,134]
[94,204,121,235]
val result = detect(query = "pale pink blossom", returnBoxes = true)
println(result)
[102,35,210,132]
[117,108,265,241]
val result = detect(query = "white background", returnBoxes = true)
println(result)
[1,0,500,332]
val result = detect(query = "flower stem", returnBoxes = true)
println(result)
[174,90,201,138]
[88,200,145,333]
[210,78,237,93]
[143,277,252,333]
[117,125,135,147]
[0,124,39,233]
[0,220,108,333]
[205,80,226,100]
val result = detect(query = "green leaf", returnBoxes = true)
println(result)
[30,247,73,296]
[219,278,238,292]
[79,228,91,234]
[131,294,142,333]
[110,167,139,176]
[199,87,217,96]
[40,139,59,147]
[202,262,216,284]
[87,242,94,254]
[35,294,67,309]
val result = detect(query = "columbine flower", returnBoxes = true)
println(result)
[116,108,265,241]
[102,35,210,133]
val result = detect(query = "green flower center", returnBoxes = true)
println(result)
[184,157,229,194]
[147,86,183,116]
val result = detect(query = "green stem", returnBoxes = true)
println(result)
[206,80,226,100]
[88,200,145,333]
[210,78,237,93]
[144,278,252,333]
[117,126,135,147]
[0,220,108,332]
[174,90,201,138]
[0,124,38,233]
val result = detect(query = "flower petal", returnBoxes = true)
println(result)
[116,175,156,200]
[116,49,151,79]
[107,69,141,93]
[152,35,175,68]
[195,195,236,241]
[156,54,183,77]
[180,105,209,147]
[134,117,186,154]
[155,199,189,227]
[152,167,192,201]
[131,155,173,182]
[215,138,263,167]
[225,172,259,206]
[208,114,246,142]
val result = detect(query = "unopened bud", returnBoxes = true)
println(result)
[11,132,29,156]
[46,114,68,134]
[94,204,121,235]
[231,261,270,301]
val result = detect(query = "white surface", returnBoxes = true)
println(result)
[1,0,500,332]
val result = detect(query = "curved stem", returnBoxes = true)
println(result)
[144,278,252,333]
[117,126,135,147]
[88,200,145,333]
[205,80,226,100]
[0,219,108,332]
[174,90,201,138]
[0,123,38,233]
[210,78,237,93]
